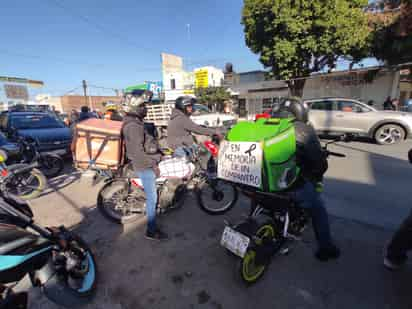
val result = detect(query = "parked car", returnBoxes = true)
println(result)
[0,131,20,160]
[304,97,412,145]
[191,104,237,128]
[1,112,72,155]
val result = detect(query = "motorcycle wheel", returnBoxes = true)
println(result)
[42,233,97,308]
[237,217,277,285]
[6,165,47,200]
[196,179,238,215]
[39,154,64,178]
[97,180,145,224]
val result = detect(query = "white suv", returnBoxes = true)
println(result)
[305,98,412,145]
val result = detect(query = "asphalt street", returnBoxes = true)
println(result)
[24,139,412,309]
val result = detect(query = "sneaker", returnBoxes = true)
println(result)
[145,228,169,241]
[315,245,341,262]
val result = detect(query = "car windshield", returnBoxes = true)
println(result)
[10,114,65,130]
[193,104,210,114]
[0,132,8,145]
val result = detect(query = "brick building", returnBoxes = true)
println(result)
[47,95,122,113]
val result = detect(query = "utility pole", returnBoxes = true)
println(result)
[82,80,93,111]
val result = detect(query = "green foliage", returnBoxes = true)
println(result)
[195,87,231,111]
[370,0,412,65]
[241,0,370,95]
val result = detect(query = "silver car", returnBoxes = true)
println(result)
[305,98,412,145]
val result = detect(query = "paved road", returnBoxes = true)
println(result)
[24,139,412,309]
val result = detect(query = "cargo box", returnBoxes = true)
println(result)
[220,118,299,192]
[72,119,124,170]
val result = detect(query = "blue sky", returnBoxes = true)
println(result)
[0,0,262,99]
[0,0,378,100]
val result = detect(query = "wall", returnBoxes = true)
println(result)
[303,70,399,108]
[60,95,122,113]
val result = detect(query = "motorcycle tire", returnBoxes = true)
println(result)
[196,179,238,215]
[6,165,47,200]
[39,154,64,178]
[41,233,98,308]
[236,215,277,285]
[97,180,145,224]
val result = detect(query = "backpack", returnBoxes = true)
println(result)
[220,118,300,192]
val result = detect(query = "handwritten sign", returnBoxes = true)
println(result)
[218,141,262,188]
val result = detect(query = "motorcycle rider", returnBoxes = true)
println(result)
[274,98,340,261]
[121,89,167,241]
[167,96,219,158]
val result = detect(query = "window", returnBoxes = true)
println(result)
[337,100,368,113]
[310,101,334,111]
[262,98,273,111]
[170,79,176,90]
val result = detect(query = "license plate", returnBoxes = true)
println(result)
[221,226,250,258]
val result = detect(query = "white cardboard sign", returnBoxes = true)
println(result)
[217,141,262,188]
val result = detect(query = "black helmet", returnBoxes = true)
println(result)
[273,97,309,123]
[175,96,196,114]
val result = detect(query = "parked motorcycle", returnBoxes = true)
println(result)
[96,138,238,224]
[0,151,97,308]
[1,161,47,201]
[13,136,65,178]
[220,134,351,285]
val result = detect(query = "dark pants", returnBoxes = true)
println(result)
[387,210,412,263]
[290,181,334,250]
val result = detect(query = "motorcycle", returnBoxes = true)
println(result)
[96,137,239,224]
[0,160,47,201]
[13,136,65,178]
[220,134,351,285]
[0,150,97,308]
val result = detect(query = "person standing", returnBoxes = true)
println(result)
[121,89,167,241]
[383,96,394,110]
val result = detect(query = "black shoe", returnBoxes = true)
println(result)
[315,245,341,261]
[145,228,169,241]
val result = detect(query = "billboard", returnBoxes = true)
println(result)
[195,69,209,88]
[4,84,29,100]
[146,81,163,99]
[0,76,43,87]
[161,53,183,73]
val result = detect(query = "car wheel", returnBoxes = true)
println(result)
[374,124,405,145]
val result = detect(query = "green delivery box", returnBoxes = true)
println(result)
[217,118,300,192]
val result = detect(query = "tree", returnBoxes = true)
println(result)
[241,0,371,96]
[368,0,412,65]
[195,87,231,112]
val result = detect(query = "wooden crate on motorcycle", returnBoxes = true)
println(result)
[72,118,124,170]
[219,118,299,192]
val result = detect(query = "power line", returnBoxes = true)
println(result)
[46,0,159,55]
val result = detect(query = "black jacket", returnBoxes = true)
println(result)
[167,109,217,149]
[122,115,159,172]
[295,121,328,182]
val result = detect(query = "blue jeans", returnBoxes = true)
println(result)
[289,181,333,249]
[136,169,157,233]
[174,146,194,158]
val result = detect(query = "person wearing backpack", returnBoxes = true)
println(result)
[121,89,167,241]
[273,98,340,261]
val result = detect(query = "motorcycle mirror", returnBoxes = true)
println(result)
[0,149,8,163]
